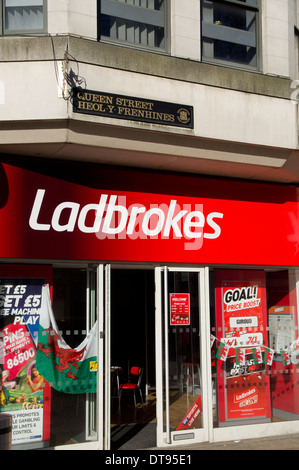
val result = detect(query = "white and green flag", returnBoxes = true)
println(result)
[36,285,98,394]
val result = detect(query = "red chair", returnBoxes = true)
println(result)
[119,366,143,408]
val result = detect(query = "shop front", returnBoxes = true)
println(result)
[0,158,299,450]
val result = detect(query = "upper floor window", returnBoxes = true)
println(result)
[201,0,260,70]
[1,0,47,35]
[99,0,168,53]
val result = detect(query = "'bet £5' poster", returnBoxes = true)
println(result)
[0,267,52,447]
[215,270,271,424]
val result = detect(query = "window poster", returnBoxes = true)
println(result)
[0,266,52,448]
[268,306,296,353]
[170,293,190,325]
[215,270,271,424]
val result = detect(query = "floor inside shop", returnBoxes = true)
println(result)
[110,389,204,450]
[110,390,157,450]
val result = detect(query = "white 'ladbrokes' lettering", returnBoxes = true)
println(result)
[29,189,224,242]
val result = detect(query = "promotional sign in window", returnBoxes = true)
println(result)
[0,266,52,447]
[215,270,271,423]
[268,306,296,353]
[176,395,202,430]
[170,293,190,325]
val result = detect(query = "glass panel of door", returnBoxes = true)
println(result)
[155,267,210,447]
[40,266,99,448]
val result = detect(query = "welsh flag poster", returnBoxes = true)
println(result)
[36,285,98,394]
[216,341,229,361]
[252,347,263,364]
[280,349,290,366]
[263,347,274,366]
[235,348,245,366]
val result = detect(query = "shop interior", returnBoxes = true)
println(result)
[110,268,156,450]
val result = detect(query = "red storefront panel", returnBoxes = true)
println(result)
[0,161,298,266]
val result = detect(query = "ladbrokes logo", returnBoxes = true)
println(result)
[29,189,224,251]
[234,387,257,403]
[234,388,258,408]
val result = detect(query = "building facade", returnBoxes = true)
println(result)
[1,0,299,450]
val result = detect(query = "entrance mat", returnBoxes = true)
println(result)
[111,422,156,450]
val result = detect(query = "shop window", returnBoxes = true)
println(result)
[46,268,98,447]
[1,0,47,35]
[0,267,98,449]
[201,0,260,70]
[210,269,299,428]
[98,0,168,53]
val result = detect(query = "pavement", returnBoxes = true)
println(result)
[170,432,299,451]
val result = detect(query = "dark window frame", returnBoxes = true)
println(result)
[201,0,261,71]
[98,0,170,54]
[1,0,47,36]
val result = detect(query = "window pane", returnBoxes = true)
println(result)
[5,0,45,31]
[238,0,258,5]
[211,269,299,428]
[113,0,165,12]
[202,0,258,68]
[162,271,202,432]
[100,14,164,48]
[0,267,98,449]
[47,269,98,447]
[99,0,166,51]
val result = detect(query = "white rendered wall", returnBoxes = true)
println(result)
[0,57,296,152]
[171,0,201,61]
[262,0,296,78]
[48,0,97,40]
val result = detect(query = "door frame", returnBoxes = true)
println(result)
[101,263,213,450]
[102,263,157,450]
[155,266,212,448]
[101,263,111,450]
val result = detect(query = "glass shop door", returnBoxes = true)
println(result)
[155,267,211,447]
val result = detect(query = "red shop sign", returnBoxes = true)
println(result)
[0,162,299,266]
